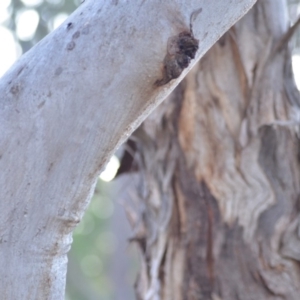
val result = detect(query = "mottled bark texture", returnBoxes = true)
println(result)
[121,0,300,299]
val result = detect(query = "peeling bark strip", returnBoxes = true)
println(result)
[121,0,300,299]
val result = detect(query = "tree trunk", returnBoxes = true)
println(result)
[126,0,300,299]
[0,0,256,298]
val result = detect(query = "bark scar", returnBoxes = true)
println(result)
[155,9,201,86]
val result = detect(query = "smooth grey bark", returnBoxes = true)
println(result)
[0,0,257,299]
[123,0,300,299]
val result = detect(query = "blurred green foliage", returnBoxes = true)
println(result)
[7,0,79,52]
[66,180,116,300]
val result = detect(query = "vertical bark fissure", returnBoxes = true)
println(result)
[121,1,300,299]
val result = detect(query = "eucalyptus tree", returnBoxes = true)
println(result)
[0,0,256,298]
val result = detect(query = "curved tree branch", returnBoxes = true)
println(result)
[0,0,256,298]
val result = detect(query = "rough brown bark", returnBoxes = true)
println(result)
[121,0,300,299]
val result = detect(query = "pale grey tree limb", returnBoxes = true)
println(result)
[0,0,256,298]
